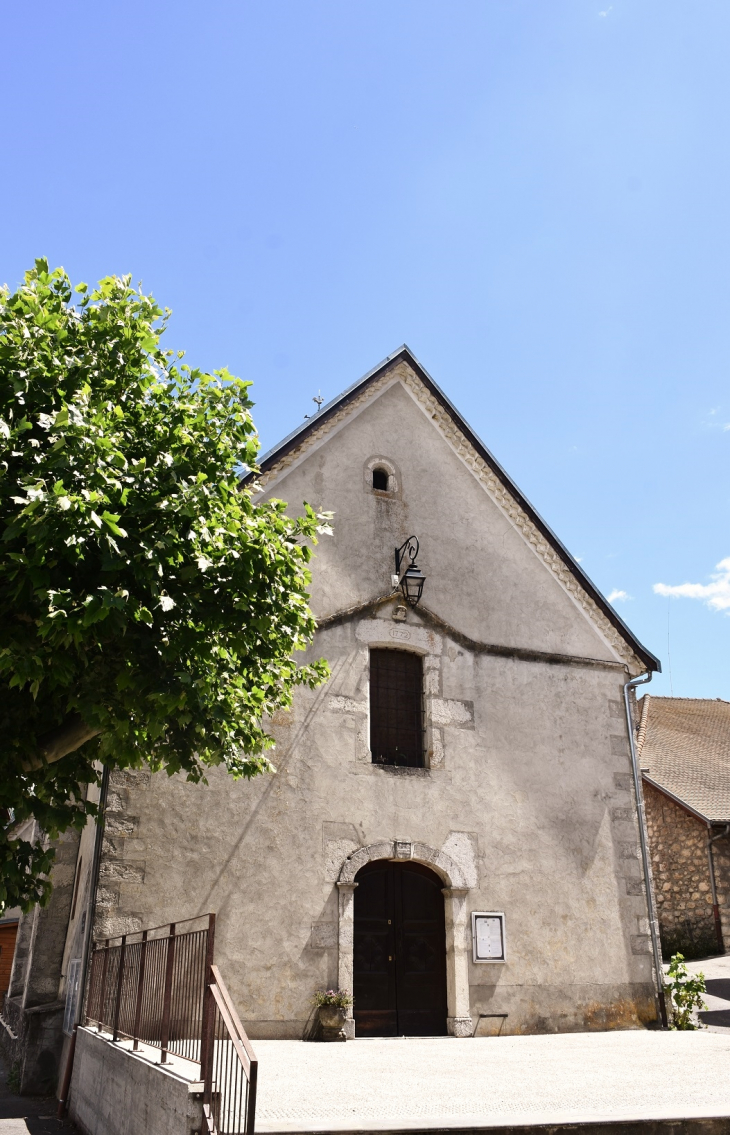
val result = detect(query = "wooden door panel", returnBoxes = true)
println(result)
[352,861,396,1036]
[353,860,447,1037]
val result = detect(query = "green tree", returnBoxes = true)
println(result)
[1,260,330,912]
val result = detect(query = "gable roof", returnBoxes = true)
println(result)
[639,696,730,823]
[248,345,660,673]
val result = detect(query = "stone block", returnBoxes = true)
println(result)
[327,695,366,714]
[310,922,337,948]
[99,859,145,883]
[427,697,474,728]
[105,815,137,837]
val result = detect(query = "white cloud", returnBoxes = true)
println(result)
[607,589,630,603]
[654,557,730,613]
[599,5,612,15]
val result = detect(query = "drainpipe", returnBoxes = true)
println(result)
[707,823,730,955]
[57,765,110,1119]
[623,672,668,1028]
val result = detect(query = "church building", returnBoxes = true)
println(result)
[5,347,663,1087]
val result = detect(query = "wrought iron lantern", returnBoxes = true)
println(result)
[393,536,426,608]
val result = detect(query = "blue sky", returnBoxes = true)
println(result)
[2,2,729,697]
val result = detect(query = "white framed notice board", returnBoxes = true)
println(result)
[471,912,506,963]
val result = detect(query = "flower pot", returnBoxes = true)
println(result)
[318,1004,348,1041]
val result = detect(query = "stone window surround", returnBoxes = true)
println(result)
[335,838,473,1038]
[363,454,401,497]
[349,617,475,772]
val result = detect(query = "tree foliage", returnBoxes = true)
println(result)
[0,261,330,912]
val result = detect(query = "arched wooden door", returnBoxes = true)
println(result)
[353,860,447,1036]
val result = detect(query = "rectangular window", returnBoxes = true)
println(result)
[369,649,424,767]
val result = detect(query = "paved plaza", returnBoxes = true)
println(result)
[686,953,730,1032]
[255,1029,730,1132]
[5,962,730,1133]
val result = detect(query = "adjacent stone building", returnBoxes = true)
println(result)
[5,347,665,1090]
[640,695,730,960]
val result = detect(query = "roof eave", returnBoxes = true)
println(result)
[641,773,729,825]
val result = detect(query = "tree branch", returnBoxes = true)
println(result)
[22,715,101,772]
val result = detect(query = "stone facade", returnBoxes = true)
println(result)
[643,781,729,960]
[62,357,659,1039]
[9,352,663,1069]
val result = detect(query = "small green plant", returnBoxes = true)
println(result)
[313,988,353,1009]
[665,952,707,1029]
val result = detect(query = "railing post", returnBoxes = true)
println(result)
[247,1057,258,1135]
[85,948,99,1025]
[160,923,176,1063]
[132,929,148,1051]
[200,913,216,1082]
[112,935,127,1041]
[98,940,110,1032]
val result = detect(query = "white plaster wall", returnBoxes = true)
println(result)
[91,369,656,1037]
[261,375,624,664]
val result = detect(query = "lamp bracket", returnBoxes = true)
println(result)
[394,536,419,582]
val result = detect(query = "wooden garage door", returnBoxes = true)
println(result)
[0,922,19,1006]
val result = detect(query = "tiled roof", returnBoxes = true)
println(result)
[639,696,730,823]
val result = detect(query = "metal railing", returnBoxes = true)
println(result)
[85,914,215,1065]
[84,914,258,1133]
[202,965,258,1135]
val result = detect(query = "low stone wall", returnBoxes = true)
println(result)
[69,1027,202,1135]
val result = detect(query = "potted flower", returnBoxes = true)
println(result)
[313,989,353,1041]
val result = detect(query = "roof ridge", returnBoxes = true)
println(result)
[636,694,651,757]
[646,696,729,704]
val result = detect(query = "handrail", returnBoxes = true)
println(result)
[83,913,257,1134]
[210,985,253,1077]
[203,966,257,1135]
[210,965,257,1071]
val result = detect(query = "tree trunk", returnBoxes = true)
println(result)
[22,715,101,771]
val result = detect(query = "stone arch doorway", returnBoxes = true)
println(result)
[353,859,448,1036]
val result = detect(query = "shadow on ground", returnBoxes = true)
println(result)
[704,978,730,1001]
[697,976,730,1029]
[0,1061,77,1133]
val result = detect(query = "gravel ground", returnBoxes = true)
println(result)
[254,1029,730,1132]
